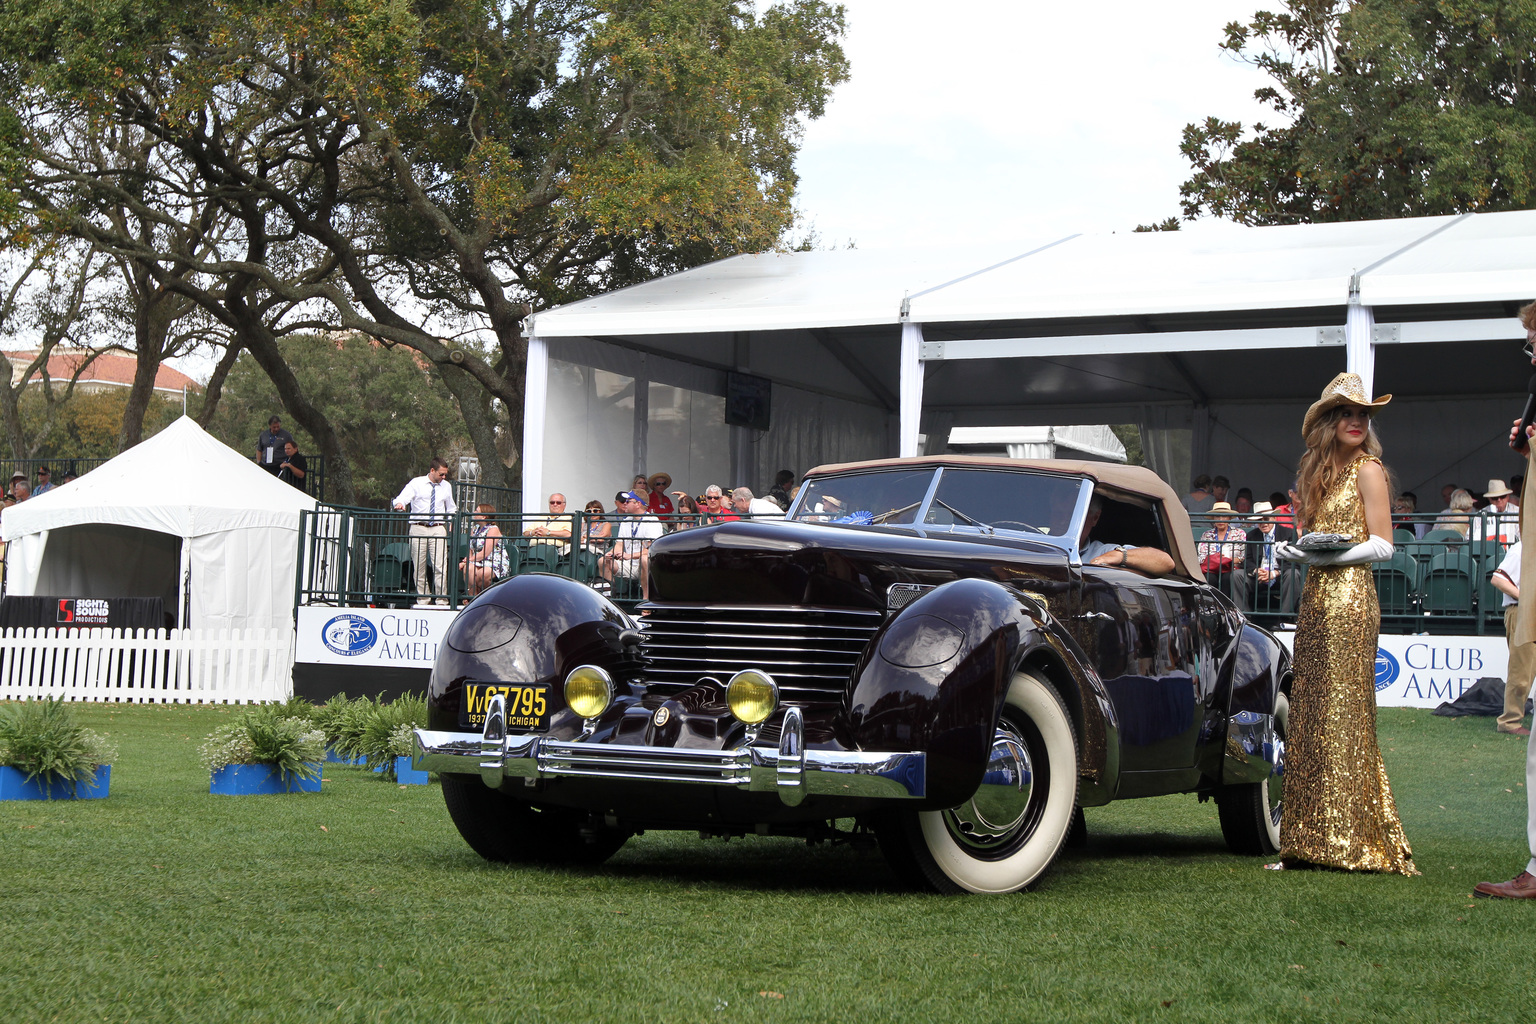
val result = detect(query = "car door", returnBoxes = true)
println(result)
[1075,565,1207,775]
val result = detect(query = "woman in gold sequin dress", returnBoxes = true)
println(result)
[1272,373,1418,875]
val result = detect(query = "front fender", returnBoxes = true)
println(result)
[426,574,639,733]
[1221,623,1290,785]
[844,578,1036,808]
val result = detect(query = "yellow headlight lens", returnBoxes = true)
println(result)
[564,665,614,720]
[727,670,779,725]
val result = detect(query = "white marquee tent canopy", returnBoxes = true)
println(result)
[520,210,1535,511]
[2,417,317,630]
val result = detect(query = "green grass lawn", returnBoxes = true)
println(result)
[3,704,1534,1023]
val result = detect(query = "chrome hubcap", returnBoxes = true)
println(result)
[945,724,1033,851]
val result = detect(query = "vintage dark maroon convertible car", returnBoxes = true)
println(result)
[414,458,1289,893]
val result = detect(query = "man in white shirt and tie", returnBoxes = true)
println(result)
[393,458,457,605]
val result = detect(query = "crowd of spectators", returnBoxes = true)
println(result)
[1187,469,1522,617]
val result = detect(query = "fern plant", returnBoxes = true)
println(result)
[360,693,428,779]
[0,697,116,792]
[198,705,324,783]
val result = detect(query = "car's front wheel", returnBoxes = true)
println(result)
[440,775,629,865]
[1215,690,1287,856]
[875,670,1079,894]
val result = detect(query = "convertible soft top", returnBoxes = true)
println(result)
[803,456,1202,578]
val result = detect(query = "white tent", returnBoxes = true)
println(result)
[520,209,1536,509]
[1,417,317,631]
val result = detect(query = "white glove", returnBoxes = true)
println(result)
[1313,534,1394,567]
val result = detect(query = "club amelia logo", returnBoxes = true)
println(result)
[1374,647,1400,691]
[322,614,378,657]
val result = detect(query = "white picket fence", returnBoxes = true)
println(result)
[0,627,294,704]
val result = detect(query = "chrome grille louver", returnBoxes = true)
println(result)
[639,605,883,704]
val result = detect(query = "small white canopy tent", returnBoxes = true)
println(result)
[1,417,317,631]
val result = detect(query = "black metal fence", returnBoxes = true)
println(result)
[295,507,749,610]
[1189,511,1518,635]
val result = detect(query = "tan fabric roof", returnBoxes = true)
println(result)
[803,455,1201,577]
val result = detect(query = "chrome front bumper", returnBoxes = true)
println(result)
[413,702,925,807]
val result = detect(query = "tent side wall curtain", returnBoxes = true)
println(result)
[522,333,549,514]
[32,523,181,615]
[4,530,48,596]
[189,527,296,632]
[1347,302,1377,397]
[900,322,924,458]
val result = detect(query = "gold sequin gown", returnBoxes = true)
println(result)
[1282,454,1418,874]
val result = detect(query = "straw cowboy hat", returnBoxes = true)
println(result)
[1248,501,1275,518]
[1485,479,1514,499]
[1209,501,1236,515]
[647,471,672,490]
[1301,372,1392,437]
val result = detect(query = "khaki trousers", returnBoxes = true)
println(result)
[409,523,448,602]
[1504,605,1536,731]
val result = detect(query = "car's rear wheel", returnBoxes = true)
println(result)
[441,775,628,865]
[1215,690,1288,856]
[875,670,1079,894]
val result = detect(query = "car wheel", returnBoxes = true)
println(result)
[1215,690,1288,856]
[440,774,628,866]
[875,670,1079,894]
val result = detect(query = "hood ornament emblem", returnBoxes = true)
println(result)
[652,706,671,726]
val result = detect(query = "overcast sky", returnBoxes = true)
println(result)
[791,1,1274,254]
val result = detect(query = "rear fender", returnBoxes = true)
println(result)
[1220,624,1291,785]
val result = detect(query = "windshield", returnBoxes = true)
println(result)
[791,469,935,526]
[790,466,1087,539]
[925,468,1083,538]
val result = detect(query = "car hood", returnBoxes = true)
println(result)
[646,519,1072,610]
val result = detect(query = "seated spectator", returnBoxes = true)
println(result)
[1079,496,1175,574]
[1185,474,1214,514]
[1233,487,1254,514]
[1273,485,1299,532]
[1481,480,1520,544]
[581,500,612,552]
[701,484,730,522]
[523,492,574,556]
[671,494,704,530]
[1198,501,1249,609]
[459,504,508,596]
[768,470,795,510]
[1210,475,1231,506]
[1246,501,1297,614]
[32,466,53,495]
[600,491,663,598]
[728,486,756,519]
[647,473,675,515]
[1434,489,1476,537]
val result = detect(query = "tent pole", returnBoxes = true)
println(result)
[522,331,549,515]
[176,539,192,630]
[900,321,925,457]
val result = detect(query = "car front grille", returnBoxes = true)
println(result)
[639,605,884,705]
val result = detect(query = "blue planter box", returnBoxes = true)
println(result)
[0,764,111,801]
[209,763,321,795]
[395,756,429,785]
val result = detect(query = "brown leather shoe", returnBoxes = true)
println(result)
[1498,726,1532,736]
[1474,871,1536,899]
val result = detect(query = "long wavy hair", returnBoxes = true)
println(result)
[1296,406,1392,532]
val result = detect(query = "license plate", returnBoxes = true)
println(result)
[460,683,550,732]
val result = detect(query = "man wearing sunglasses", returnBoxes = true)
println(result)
[700,485,728,523]
[523,493,574,558]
